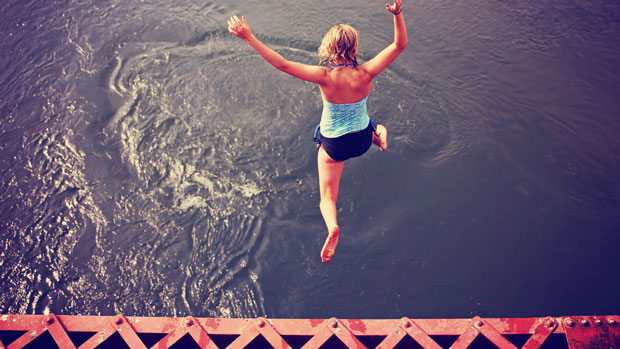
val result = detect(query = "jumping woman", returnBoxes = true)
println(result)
[227,0,407,263]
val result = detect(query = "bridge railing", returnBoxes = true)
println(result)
[1,314,618,348]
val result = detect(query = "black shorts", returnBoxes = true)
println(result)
[319,123,373,162]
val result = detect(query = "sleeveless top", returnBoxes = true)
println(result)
[319,94,370,138]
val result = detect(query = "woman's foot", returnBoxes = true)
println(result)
[374,124,388,151]
[321,225,340,263]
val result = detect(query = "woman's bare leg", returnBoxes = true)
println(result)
[372,124,388,151]
[317,146,345,263]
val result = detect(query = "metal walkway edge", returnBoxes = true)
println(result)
[1,314,618,348]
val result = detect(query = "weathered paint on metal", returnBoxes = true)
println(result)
[522,316,557,349]
[564,316,620,349]
[0,314,619,348]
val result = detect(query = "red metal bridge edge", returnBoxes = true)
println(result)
[0,314,618,348]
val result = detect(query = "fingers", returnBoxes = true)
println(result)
[385,0,402,13]
[227,15,243,35]
[227,15,241,26]
[227,15,252,39]
[227,17,236,34]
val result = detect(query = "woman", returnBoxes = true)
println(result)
[227,1,407,263]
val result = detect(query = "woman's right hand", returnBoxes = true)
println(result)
[386,0,402,15]
[227,15,253,40]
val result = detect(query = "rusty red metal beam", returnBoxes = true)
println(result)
[0,314,618,348]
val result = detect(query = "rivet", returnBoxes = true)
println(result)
[331,321,338,329]
[403,321,412,328]
[565,319,575,327]
[115,317,123,325]
[594,319,602,326]
[476,321,484,328]
[608,318,617,326]
[46,317,54,325]
[186,318,194,327]
[545,319,554,328]
[580,319,589,327]
[258,320,266,328]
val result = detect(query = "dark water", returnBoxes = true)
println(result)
[1,0,620,319]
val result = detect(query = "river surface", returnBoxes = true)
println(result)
[1,0,620,319]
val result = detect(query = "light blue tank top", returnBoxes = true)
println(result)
[319,94,370,138]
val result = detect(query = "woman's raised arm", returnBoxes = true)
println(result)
[360,0,408,78]
[227,15,327,85]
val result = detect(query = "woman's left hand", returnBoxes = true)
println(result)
[227,15,253,40]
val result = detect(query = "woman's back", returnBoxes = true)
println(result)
[319,66,373,104]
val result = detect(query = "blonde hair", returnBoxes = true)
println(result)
[318,24,359,67]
